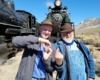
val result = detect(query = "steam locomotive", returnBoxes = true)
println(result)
[0,0,38,65]
[46,0,74,42]
[0,0,74,65]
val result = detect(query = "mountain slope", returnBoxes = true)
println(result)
[75,18,100,30]
[75,18,100,34]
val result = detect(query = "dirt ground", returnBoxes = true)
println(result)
[0,50,100,80]
[0,51,22,80]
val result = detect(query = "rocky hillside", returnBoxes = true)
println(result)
[75,18,100,30]
[75,18,100,35]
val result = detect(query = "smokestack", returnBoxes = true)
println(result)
[4,0,15,10]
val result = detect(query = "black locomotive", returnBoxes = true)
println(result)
[46,0,74,42]
[0,0,74,65]
[0,0,37,65]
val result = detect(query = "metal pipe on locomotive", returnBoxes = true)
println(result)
[46,0,74,42]
[0,0,37,65]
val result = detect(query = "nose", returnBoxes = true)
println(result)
[45,30,51,34]
[62,32,70,37]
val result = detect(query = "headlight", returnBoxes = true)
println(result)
[55,0,61,7]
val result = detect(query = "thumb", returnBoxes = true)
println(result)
[56,48,59,51]
[55,48,60,54]
[55,48,63,57]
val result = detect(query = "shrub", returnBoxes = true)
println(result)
[83,38,93,45]
[93,41,100,47]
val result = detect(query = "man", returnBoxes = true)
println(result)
[54,23,95,80]
[12,19,58,80]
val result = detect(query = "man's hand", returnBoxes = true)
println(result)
[43,46,52,60]
[55,48,64,66]
[38,37,51,47]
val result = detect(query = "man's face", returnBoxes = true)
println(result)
[60,31,74,43]
[39,24,53,39]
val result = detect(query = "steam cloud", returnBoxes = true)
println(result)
[46,1,54,8]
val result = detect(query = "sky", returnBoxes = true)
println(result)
[13,0,100,25]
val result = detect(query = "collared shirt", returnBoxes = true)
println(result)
[32,44,46,78]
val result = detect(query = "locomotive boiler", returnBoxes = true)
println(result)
[0,0,37,65]
[46,0,74,42]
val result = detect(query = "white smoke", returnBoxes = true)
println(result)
[46,1,54,8]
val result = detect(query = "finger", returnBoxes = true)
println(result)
[56,48,59,52]
[46,40,51,47]
[48,48,52,54]
[55,48,59,53]
[41,43,47,52]
[42,42,51,48]
[46,48,51,53]
[42,43,46,48]
[39,38,51,47]
[45,47,49,53]
[42,45,49,53]
[45,42,51,47]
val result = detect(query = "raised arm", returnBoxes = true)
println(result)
[12,35,38,48]
[12,35,51,48]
